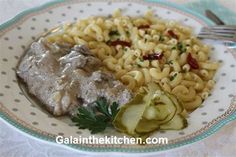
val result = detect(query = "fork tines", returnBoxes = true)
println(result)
[198,25,236,42]
[204,25,236,30]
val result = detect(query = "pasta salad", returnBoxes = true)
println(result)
[46,9,219,112]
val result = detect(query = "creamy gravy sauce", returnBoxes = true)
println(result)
[17,38,133,116]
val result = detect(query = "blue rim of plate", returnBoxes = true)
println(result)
[0,0,235,153]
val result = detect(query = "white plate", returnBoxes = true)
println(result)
[0,0,235,153]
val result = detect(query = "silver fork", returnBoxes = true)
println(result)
[198,25,236,42]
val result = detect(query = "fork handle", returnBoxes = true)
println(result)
[205,10,225,25]
[224,41,236,49]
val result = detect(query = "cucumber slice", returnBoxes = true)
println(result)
[143,106,158,120]
[160,114,188,130]
[154,94,177,124]
[154,104,171,120]
[166,93,184,114]
[113,83,162,136]
[143,82,161,102]
[113,92,148,135]
[136,118,159,133]
[121,103,147,134]
[180,109,189,118]
[113,82,188,137]
[143,104,169,120]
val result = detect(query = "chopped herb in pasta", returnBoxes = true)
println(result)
[170,73,178,81]
[109,30,120,36]
[177,42,187,54]
[159,35,165,42]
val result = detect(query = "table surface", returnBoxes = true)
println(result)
[0,0,236,157]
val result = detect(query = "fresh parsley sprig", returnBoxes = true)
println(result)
[71,97,119,134]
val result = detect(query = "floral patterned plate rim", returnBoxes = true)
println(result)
[0,0,236,154]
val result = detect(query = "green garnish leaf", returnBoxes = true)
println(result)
[95,97,110,117]
[126,31,130,36]
[72,97,120,134]
[111,102,119,119]
[170,73,178,81]
[167,60,173,65]
[177,42,187,54]
[159,35,164,42]
[137,64,142,68]
[177,42,182,49]
[109,30,120,36]
[106,40,111,45]
[171,46,177,50]
[139,58,144,62]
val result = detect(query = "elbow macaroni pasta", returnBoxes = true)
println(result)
[46,9,219,111]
